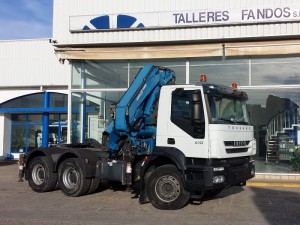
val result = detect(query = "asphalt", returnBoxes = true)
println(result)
[0,163,300,225]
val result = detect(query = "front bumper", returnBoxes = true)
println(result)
[184,157,255,192]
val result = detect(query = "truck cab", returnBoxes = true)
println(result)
[157,83,255,160]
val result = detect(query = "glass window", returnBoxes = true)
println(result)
[50,93,68,107]
[72,60,128,89]
[171,90,205,139]
[190,58,249,86]
[0,93,44,108]
[208,96,249,125]
[11,114,43,153]
[244,88,300,174]
[251,56,300,85]
[69,56,300,174]
[28,114,43,122]
[129,59,186,84]
[0,92,67,109]
[71,91,124,143]
[28,125,42,149]
[12,114,42,122]
[12,114,27,122]
[171,93,191,120]
[72,60,82,89]
[11,126,26,153]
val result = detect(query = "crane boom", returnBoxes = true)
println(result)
[103,64,175,153]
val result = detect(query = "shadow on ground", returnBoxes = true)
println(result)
[0,161,18,167]
[250,187,300,225]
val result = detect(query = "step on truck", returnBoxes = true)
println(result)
[20,64,256,210]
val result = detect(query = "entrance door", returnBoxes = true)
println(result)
[10,113,68,154]
[48,114,67,146]
[11,114,43,154]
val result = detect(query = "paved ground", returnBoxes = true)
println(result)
[0,164,299,225]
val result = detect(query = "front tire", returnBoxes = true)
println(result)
[58,158,91,197]
[146,164,190,210]
[28,156,58,192]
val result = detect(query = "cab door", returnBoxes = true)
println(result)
[156,88,209,159]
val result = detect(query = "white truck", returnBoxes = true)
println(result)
[21,64,256,210]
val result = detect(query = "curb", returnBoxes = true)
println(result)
[247,182,300,188]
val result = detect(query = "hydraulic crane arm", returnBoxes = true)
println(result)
[103,64,175,152]
[115,64,175,132]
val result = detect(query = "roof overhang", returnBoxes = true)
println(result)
[54,39,300,60]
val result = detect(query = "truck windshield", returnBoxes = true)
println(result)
[208,96,249,125]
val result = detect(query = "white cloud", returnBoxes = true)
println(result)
[0,1,53,40]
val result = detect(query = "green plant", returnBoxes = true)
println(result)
[291,148,300,172]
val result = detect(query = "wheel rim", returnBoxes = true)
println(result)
[32,164,45,185]
[62,167,79,189]
[155,175,180,202]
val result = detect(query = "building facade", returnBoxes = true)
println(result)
[1,0,300,175]
[0,39,69,159]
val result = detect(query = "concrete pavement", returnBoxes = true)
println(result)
[0,164,300,225]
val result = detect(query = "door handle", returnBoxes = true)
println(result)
[167,138,175,145]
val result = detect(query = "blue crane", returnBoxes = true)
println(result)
[103,64,175,155]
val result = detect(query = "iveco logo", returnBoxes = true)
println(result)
[234,141,247,147]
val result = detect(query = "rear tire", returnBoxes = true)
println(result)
[146,164,190,210]
[28,156,58,192]
[58,158,91,197]
[87,177,101,195]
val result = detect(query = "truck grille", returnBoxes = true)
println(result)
[226,148,248,154]
[224,141,250,147]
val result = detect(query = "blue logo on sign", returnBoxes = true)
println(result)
[83,15,110,30]
[82,14,144,30]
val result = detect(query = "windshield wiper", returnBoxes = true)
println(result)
[216,117,235,124]
[234,120,249,125]
[216,117,249,125]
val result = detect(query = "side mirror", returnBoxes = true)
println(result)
[192,91,204,123]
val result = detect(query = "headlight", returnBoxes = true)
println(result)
[252,138,257,155]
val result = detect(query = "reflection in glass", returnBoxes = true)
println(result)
[11,126,26,153]
[0,93,44,108]
[50,93,68,107]
[251,57,300,85]
[244,88,300,173]
[72,60,128,89]
[190,58,249,86]
[129,59,186,84]
[209,96,249,125]
[71,91,124,144]
[0,93,67,109]
[28,125,42,149]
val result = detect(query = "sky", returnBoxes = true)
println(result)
[0,0,53,40]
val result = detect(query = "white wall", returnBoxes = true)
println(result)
[0,114,11,159]
[53,0,300,46]
[0,39,69,87]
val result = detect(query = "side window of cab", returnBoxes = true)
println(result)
[171,89,205,139]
